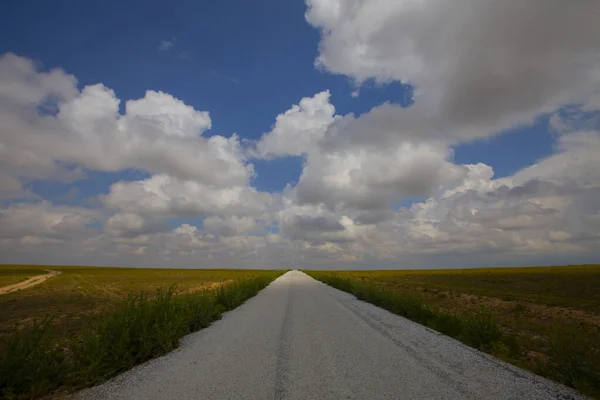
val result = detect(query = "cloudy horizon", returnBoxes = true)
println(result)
[1,0,600,269]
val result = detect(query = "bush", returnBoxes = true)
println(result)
[0,317,67,399]
[429,312,463,337]
[539,326,600,393]
[70,286,219,385]
[462,308,502,350]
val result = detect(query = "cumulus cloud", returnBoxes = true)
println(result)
[0,54,251,199]
[251,0,600,262]
[0,52,77,106]
[255,91,337,158]
[259,117,600,264]
[122,90,211,138]
[0,202,100,244]
[245,0,600,264]
[104,213,169,238]
[103,174,274,219]
[0,173,38,200]
[294,141,463,209]
[203,216,260,237]
[513,131,600,186]
[3,0,600,271]
[306,0,600,139]
[367,130,599,257]
[277,201,361,244]
[255,90,464,211]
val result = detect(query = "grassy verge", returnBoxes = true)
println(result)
[305,270,600,399]
[0,272,283,399]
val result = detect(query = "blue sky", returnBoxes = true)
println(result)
[1,0,552,200]
[1,0,599,268]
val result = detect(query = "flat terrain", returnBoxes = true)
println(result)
[306,266,600,397]
[309,265,600,329]
[0,270,60,295]
[75,271,583,400]
[0,267,46,287]
[0,265,276,337]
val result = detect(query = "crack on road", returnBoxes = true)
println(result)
[323,286,581,400]
[323,288,480,399]
[274,277,294,400]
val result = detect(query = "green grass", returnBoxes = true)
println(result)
[0,265,278,337]
[0,271,283,399]
[305,266,600,399]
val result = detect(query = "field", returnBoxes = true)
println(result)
[0,265,276,337]
[0,267,46,288]
[0,265,284,399]
[305,265,600,398]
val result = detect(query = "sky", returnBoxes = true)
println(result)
[1,0,600,269]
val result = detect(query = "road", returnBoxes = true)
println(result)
[75,270,583,400]
[0,270,60,295]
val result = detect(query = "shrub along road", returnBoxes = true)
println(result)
[75,271,584,400]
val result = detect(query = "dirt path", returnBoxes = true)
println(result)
[0,270,61,295]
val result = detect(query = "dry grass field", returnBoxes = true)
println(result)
[0,265,284,399]
[0,267,46,288]
[0,265,277,337]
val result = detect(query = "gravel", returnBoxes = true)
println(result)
[74,270,585,400]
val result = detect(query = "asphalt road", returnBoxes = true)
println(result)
[75,270,583,400]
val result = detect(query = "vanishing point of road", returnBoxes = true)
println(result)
[75,271,583,400]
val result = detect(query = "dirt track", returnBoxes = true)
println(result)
[0,270,61,295]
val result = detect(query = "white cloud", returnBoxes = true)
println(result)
[0,52,77,107]
[158,40,174,52]
[165,224,217,250]
[0,202,99,243]
[277,200,363,244]
[255,90,465,212]
[256,91,337,158]
[121,90,211,138]
[104,213,169,238]
[103,174,274,219]
[513,131,600,187]
[262,121,600,264]
[306,0,600,140]
[294,141,464,210]
[0,173,38,200]
[203,216,260,237]
[0,54,253,199]
[3,0,600,276]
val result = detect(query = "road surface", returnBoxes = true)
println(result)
[0,270,60,295]
[75,271,583,400]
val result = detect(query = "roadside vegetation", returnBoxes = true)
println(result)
[0,265,276,338]
[0,266,283,399]
[305,266,600,399]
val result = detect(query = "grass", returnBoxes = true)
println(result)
[0,268,46,288]
[0,265,284,399]
[0,265,278,337]
[305,265,600,399]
